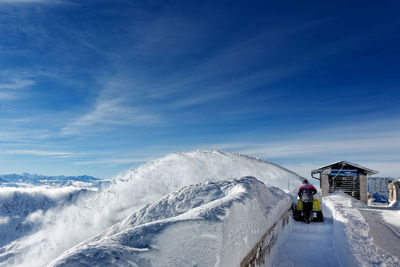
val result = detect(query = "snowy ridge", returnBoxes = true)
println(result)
[324,191,400,267]
[121,150,302,191]
[48,177,292,267]
[0,150,302,266]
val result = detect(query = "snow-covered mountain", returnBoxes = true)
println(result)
[48,176,292,267]
[0,186,94,248]
[0,150,303,267]
[2,151,398,267]
[0,173,107,188]
[0,173,107,263]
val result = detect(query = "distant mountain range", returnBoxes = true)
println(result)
[0,173,109,188]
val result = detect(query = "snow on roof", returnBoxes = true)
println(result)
[312,160,379,175]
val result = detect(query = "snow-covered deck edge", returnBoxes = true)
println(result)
[240,206,292,267]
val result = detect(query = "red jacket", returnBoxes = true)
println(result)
[298,184,317,201]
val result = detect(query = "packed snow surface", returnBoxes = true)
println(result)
[379,208,400,229]
[359,202,400,258]
[273,212,339,267]
[324,191,400,267]
[48,176,292,266]
[273,192,400,267]
[0,150,302,266]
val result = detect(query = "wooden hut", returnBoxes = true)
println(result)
[311,161,378,203]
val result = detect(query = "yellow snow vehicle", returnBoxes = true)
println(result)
[292,197,324,222]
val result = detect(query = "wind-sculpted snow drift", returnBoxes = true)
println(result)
[48,177,292,267]
[0,150,302,266]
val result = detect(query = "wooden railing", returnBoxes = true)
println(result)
[240,206,291,267]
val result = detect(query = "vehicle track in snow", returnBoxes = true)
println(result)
[273,207,340,267]
[359,208,400,258]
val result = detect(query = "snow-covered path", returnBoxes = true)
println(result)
[359,208,400,257]
[273,210,340,267]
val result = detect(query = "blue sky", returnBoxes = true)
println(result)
[0,0,399,179]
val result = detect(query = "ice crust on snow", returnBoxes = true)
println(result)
[48,176,292,267]
[0,150,302,266]
[324,191,400,267]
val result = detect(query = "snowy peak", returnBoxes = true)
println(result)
[123,150,303,192]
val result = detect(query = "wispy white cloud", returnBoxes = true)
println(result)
[2,149,77,157]
[283,161,400,180]
[60,80,160,136]
[0,128,52,142]
[165,65,296,109]
[359,162,400,178]
[234,135,400,159]
[96,11,315,107]
[73,157,153,166]
[0,78,35,100]
[0,216,10,226]
[202,117,400,177]
[170,90,232,109]
[0,78,34,90]
[138,14,388,112]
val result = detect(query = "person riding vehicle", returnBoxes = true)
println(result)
[298,179,317,223]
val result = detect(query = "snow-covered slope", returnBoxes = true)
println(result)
[0,150,302,267]
[48,176,292,267]
[0,174,106,250]
[0,186,93,248]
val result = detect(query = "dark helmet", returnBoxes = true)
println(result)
[303,179,309,184]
